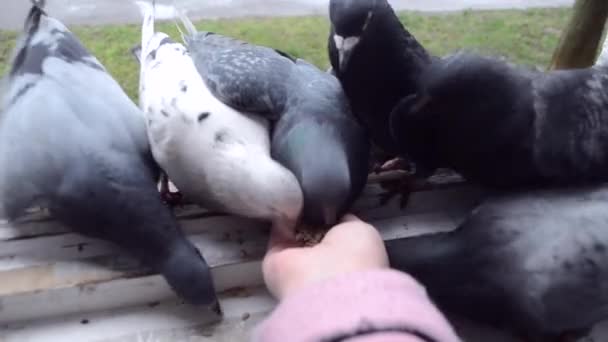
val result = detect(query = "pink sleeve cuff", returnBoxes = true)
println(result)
[253,269,461,342]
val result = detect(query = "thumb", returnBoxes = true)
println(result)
[340,213,363,223]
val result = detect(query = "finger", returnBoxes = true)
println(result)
[340,213,362,223]
[322,214,377,245]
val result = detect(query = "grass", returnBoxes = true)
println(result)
[0,8,572,101]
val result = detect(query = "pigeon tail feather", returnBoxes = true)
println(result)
[130,44,142,63]
[7,1,46,79]
[175,8,198,45]
[138,0,156,62]
[26,0,46,31]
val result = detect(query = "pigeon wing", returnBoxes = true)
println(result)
[186,32,296,119]
[0,8,155,219]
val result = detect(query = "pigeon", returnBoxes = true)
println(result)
[328,0,432,157]
[389,37,608,189]
[0,1,218,309]
[133,1,303,238]
[176,13,370,228]
[387,184,608,341]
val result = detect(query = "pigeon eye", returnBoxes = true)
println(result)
[198,112,211,122]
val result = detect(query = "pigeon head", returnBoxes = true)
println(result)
[274,119,353,227]
[299,148,352,227]
[329,0,384,72]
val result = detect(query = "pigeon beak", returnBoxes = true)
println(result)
[323,206,338,226]
[335,35,360,73]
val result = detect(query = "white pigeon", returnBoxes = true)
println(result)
[134,1,303,238]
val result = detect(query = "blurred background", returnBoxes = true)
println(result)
[0,0,576,101]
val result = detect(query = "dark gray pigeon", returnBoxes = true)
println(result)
[389,36,608,189]
[327,0,436,207]
[328,0,432,157]
[177,14,370,228]
[0,1,218,309]
[387,185,608,341]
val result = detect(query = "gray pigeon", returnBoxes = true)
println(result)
[0,1,218,309]
[387,185,608,341]
[177,14,370,228]
[133,1,303,239]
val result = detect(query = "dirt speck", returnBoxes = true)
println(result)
[222,232,231,241]
[295,225,327,246]
[147,301,160,308]
[220,286,251,298]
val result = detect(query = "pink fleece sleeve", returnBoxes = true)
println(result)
[252,269,461,342]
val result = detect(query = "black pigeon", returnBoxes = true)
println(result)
[0,1,218,309]
[178,15,370,228]
[390,47,608,188]
[328,0,432,156]
[387,184,608,341]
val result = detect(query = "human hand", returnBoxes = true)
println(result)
[262,214,389,300]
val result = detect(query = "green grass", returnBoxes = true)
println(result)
[0,8,572,101]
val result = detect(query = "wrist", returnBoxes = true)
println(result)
[256,269,461,342]
[276,265,391,300]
